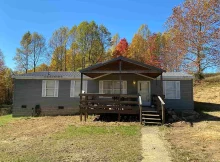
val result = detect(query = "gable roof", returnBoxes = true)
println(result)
[80,56,166,73]
[80,56,166,78]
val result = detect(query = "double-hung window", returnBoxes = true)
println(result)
[163,81,180,99]
[42,80,59,97]
[70,80,87,97]
[99,80,127,94]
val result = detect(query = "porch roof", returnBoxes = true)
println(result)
[80,56,166,78]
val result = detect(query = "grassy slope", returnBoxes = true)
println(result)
[194,75,220,105]
[163,74,220,162]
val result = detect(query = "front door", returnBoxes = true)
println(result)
[138,81,151,106]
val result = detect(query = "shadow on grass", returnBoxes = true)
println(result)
[194,101,220,122]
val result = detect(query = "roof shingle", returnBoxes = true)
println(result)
[13,71,193,79]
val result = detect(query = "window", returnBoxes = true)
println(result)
[99,80,127,94]
[70,80,87,97]
[42,80,59,97]
[163,81,180,99]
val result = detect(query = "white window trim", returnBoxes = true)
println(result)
[42,80,59,97]
[70,80,87,98]
[163,81,180,99]
[99,80,127,95]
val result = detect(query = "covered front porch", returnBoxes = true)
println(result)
[79,56,166,124]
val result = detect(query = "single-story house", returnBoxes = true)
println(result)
[13,56,194,124]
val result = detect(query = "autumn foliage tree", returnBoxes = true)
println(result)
[0,49,13,105]
[49,27,69,71]
[14,31,47,73]
[160,31,186,71]
[144,33,162,68]
[166,0,220,79]
[112,38,129,58]
[129,25,162,68]
[0,49,5,104]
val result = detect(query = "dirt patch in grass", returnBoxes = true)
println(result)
[0,116,142,161]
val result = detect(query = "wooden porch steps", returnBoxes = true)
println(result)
[141,110,161,125]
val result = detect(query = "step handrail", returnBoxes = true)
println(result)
[157,96,165,124]
[138,95,142,124]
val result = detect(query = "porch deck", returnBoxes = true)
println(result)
[79,94,141,120]
[79,93,165,124]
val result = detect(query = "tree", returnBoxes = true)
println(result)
[112,38,129,58]
[35,63,49,72]
[50,46,66,71]
[137,24,151,39]
[0,49,4,71]
[129,24,151,61]
[76,21,111,68]
[30,32,46,72]
[111,33,120,51]
[145,33,162,68]
[160,31,185,71]
[129,34,146,61]
[14,31,47,73]
[49,27,69,71]
[0,50,13,104]
[14,31,32,73]
[68,25,79,71]
[0,49,5,104]
[3,68,13,104]
[166,0,220,79]
[76,21,91,68]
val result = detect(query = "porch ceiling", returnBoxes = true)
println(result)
[80,56,166,78]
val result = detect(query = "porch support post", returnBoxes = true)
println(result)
[80,73,83,122]
[160,73,163,98]
[80,73,83,94]
[118,60,122,121]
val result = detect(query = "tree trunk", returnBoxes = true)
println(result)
[64,46,66,71]
[34,63,36,72]
[73,50,76,71]
[196,48,204,80]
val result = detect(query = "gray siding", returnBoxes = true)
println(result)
[13,75,194,116]
[163,80,194,111]
[95,74,156,95]
[91,74,194,111]
[13,79,81,117]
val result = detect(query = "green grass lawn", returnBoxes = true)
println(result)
[0,116,142,161]
[0,114,17,126]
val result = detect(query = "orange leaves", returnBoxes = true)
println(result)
[145,54,161,68]
[112,38,129,58]
[166,0,220,76]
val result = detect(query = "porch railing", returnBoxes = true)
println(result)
[138,95,142,124]
[157,96,166,124]
[79,93,140,121]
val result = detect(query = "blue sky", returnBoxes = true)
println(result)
[0,0,184,69]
